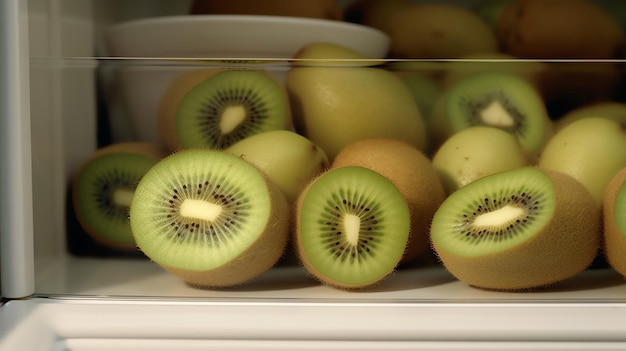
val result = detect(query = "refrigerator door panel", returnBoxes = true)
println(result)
[0,0,36,299]
[2,297,626,351]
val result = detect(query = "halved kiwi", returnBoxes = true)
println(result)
[162,69,291,151]
[129,148,289,288]
[430,72,552,160]
[331,138,445,264]
[295,166,411,289]
[430,166,601,291]
[603,168,626,277]
[71,142,166,250]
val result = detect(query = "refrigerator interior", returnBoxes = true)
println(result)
[3,0,626,304]
[2,0,626,349]
[16,0,626,299]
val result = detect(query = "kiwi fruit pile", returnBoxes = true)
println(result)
[73,0,626,291]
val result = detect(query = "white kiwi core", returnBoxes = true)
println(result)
[473,205,525,228]
[344,214,361,246]
[180,199,222,222]
[220,105,247,134]
[112,187,135,207]
[480,101,515,128]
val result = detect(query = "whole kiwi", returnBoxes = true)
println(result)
[331,138,445,264]
[385,3,499,59]
[603,167,626,277]
[496,0,625,59]
[129,148,290,288]
[431,166,601,291]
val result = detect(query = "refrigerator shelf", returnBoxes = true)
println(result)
[33,254,626,302]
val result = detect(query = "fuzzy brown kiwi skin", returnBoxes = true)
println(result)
[433,168,601,291]
[151,158,291,288]
[603,167,626,277]
[71,142,167,251]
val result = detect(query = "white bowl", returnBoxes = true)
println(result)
[103,15,390,145]
[106,15,390,58]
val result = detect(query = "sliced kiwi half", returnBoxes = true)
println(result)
[430,166,600,291]
[603,168,626,277]
[295,166,411,289]
[129,148,289,288]
[71,142,165,250]
[171,69,291,150]
[430,72,552,160]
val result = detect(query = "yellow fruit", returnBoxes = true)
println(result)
[431,126,529,194]
[331,138,445,263]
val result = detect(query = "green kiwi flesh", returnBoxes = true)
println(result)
[431,166,600,291]
[72,147,161,250]
[129,149,289,288]
[433,73,550,158]
[296,166,411,289]
[175,69,290,150]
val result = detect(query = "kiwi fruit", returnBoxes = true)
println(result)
[129,148,290,288]
[395,72,442,123]
[162,69,291,151]
[555,101,626,131]
[71,142,166,250]
[603,168,626,277]
[158,68,224,152]
[287,64,427,160]
[431,126,529,194]
[430,72,552,161]
[496,0,624,59]
[295,166,411,289]
[225,130,329,205]
[385,3,499,59]
[430,166,601,291]
[440,53,547,91]
[331,138,445,264]
[344,0,410,33]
